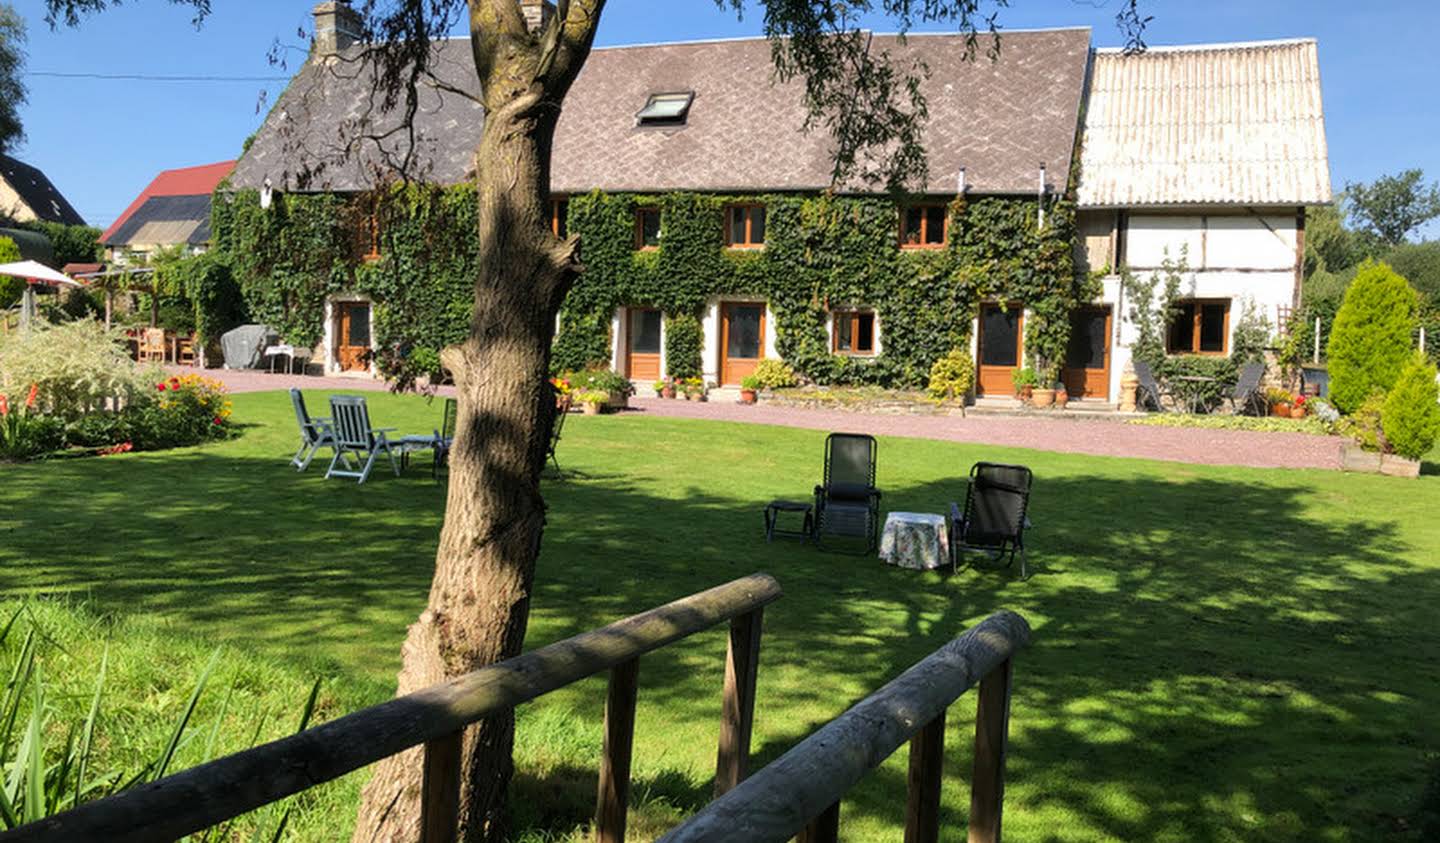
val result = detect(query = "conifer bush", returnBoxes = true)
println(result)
[1327,260,1418,413]
[1381,354,1440,460]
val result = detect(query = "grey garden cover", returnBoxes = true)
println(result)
[220,324,278,369]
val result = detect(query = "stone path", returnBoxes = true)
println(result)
[177,367,1343,471]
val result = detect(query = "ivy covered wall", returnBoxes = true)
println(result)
[211,184,1088,387]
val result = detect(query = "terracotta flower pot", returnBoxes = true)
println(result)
[1031,388,1055,409]
[740,388,757,404]
[1290,405,1306,419]
[661,386,676,399]
[582,402,602,416]
[1017,385,1034,403]
[1271,402,1291,417]
[1055,389,1069,409]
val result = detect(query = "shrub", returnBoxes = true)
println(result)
[751,359,797,390]
[562,366,632,396]
[1159,354,1239,412]
[1338,390,1388,453]
[1229,297,1272,365]
[0,321,157,418]
[1381,354,1440,460]
[0,236,21,309]
[926,348,974,402]
[1327,260,1419,413]
[129,374,233,450]
[0,385,66,460]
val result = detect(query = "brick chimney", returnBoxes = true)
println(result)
[312,1,362,59]
[520,0,556,33]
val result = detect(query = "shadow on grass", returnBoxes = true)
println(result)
[0,426,1434,841]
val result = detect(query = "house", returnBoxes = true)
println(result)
[1072,39,1331,401]
[0,154,85,227]
[101,160,236,265]
[225,1,1330,400]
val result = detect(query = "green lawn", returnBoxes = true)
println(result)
[2,390,1438,841]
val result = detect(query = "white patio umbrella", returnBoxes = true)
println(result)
[0,260,81,327]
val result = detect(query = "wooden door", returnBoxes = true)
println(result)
[720,303,765,386]
[336,301,371,372]
[976,303,1023,396]
[625,307,662,381]
[1062,306,1112,399]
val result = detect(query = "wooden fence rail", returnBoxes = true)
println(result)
[1,573,782,843]
[656,610,1031,843]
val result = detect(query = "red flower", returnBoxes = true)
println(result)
[156,383,167,392]
[1294,395,1306,406]
[24,383,37,410]
[212,417,223,425]
[0,395,8,417]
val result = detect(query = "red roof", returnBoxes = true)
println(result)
[101,160,236,243]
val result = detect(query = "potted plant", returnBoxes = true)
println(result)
[1290,394,1307,419]
[1054,381,1069,409]
[1029,367,1056,409]
[681,377,706,401]
[1011,367,1038,403]
[1266,387,1293,417]
[661,378,677,399]
[652,379,667,398]
[739,375,760,404]
[576,390,608,416]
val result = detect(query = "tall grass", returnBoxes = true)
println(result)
[0,600,364,839]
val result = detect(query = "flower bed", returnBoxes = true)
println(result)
[1129,414,1334,436]
[0,322,234,461]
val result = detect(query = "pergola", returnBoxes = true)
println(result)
[69,266,159,328]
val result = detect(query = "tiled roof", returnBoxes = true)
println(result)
[0,155,86,226]
[231,29,1092,196]
[104,195,215,247]
[1076,39,1331,207]
[101,160,235,243]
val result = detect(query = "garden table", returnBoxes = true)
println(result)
[1172,375,1217,415]
[879,511,949,571]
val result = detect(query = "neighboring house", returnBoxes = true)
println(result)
[227,2,1330,397]
[102,160,236,265]
[0,154,86,227]
[1073,39,1331,401]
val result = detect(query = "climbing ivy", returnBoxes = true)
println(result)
[213,184,1085,388]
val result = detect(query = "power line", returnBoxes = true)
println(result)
[26,71,289,83]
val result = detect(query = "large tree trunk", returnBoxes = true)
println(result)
[353,3,594,839]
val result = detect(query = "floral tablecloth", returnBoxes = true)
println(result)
[879,511,949,571]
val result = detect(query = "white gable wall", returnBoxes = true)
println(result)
[1080,208,1302,404]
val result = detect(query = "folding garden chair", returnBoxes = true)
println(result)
[813,432,882,554]
[324,395,401,484]
[432,397,458,481]
[1132,360,1171,412]
[1227,362,1266,415]
[948,462,1034,578]
[289,388,335,471]
[547,396,570,478]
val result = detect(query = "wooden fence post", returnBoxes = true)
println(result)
[797,801,840,843]
[905,710,946,843]
[420,730,463,843]
[968,658,1014,843]
[595,657,641,843]
[714,607,764,796]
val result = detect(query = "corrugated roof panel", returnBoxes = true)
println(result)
[1077,39,1331,207]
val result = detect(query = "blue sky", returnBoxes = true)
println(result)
[8,0,1438,233]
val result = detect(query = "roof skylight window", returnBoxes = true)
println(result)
[636,92,694,126]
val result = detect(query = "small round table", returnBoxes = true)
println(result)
[879,511,950,571]
[764,500,814,543]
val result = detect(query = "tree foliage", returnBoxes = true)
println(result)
[1346,169,1440,246]
[1327,259,1419,413]
[0,3,24,155]
[0,235,21,307]
[1381,353,1440,460]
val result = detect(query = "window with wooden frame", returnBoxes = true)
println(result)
[634,207,661,250]
[900,203,947,249]
[725,204,766,248]
[833,310,877,356]
[1167,299,1230,355]
[550,198,568,239]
